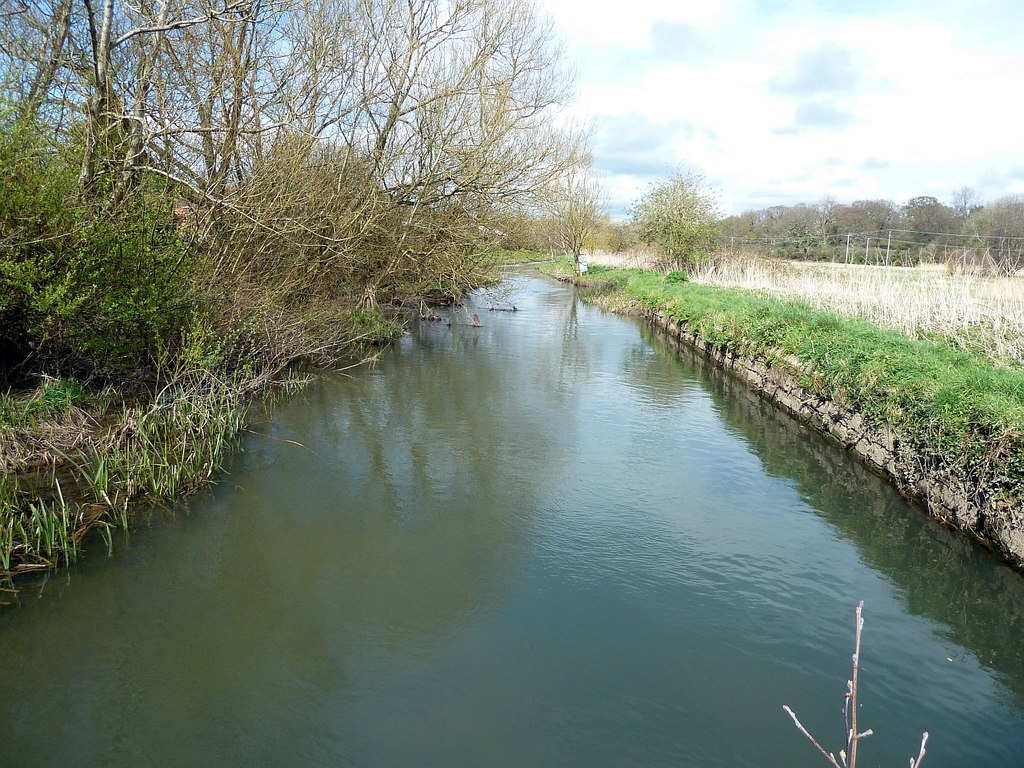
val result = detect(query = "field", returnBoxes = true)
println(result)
[587,250,1024,366]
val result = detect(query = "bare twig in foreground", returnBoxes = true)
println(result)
[783,601,928,768]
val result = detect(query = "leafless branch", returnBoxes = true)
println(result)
[784,602,928,768]
[113,0,255,48]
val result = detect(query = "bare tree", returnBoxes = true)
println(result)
[814,195,839,249]
[542,154,602,273]
[950,186,982,222]
[2,0,585,311]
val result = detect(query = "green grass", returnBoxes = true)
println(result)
[0,379,247,578]
[0,474,79,573]
[560,262,1024,505]
[0,377,87,427]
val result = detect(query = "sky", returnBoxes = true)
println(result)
[539,0,1024,217]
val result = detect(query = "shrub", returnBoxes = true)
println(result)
[0,115,191,381]
[630,170,721,272]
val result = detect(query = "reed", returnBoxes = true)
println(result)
[689,253,1024,366]
[583,250,1024,366]
[0,476,79,572]
[79,383,246,508]
[0,378,247,578]
[0,476,17,572]
[26,489,76,564]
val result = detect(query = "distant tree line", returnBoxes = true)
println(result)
[498,175,1024,279]
[720,189,1024,274]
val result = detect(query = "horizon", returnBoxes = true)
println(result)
[540,0,1024,218]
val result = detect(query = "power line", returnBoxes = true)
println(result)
[721,229,1024,247]
[883,228,1024,243]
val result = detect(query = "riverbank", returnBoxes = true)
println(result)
[6,271,1024,767]
[0,251,537,581]
[0,325,404,581]
[2,371,286,578]
[547,259,1024,571]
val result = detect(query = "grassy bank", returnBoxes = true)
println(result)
[0,375,250,576]
[691,253,1024,366]
[547,258,1024,527]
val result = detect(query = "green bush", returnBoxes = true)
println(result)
[630,171,721,271]
[0,115,191,381]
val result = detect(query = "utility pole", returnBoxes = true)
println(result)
[886,231,892,266]
[845,233,851,264]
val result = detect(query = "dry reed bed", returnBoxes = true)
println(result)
[585,247,1024,364]
[587,250,1024,366]
[693,256,1024,366]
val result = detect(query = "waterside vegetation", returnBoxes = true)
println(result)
[1,0,586,580]
[0,375,253,575]
[547,256,1024,565]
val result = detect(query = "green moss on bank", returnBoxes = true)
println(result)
[554,261,1024,510]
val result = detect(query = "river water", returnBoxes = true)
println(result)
[2,271,1024,767]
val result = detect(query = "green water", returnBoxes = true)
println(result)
[2,271,1023,767]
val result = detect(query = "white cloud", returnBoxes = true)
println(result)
[649,21,715,63]
[540,0,1024,215]
[768,43,862,97]
[546,0,741,48]
[775,102,857,134]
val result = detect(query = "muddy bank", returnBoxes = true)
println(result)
[631,305,1024,571]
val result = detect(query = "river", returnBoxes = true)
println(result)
[2,271,1023,767]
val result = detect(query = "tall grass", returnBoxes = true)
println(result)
[689,253,1024,366]
[96,383,246,500]
[1,378,247,577]
[0,473,79,573]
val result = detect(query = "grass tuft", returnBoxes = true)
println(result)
[0,377,247,577]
